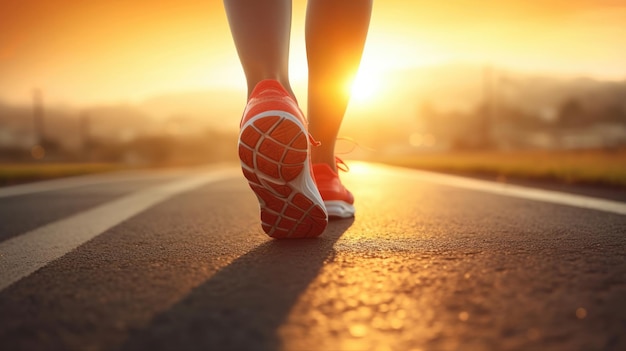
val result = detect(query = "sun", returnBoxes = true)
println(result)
[349,69,380,102]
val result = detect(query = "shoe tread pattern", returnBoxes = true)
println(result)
[239,115,327,238]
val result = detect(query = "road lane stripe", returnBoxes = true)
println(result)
[0,167,215,199]
[0,168,240,292]
[376,164,626,216]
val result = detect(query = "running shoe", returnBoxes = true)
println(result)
[238,79,328,238]
[312,160,355,219]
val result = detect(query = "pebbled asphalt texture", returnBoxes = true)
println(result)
[0,164,625,351]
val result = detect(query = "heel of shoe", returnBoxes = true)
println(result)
[239,112,327,238]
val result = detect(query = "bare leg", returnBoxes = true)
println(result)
[306,0,372,171]
[223,0,295,98]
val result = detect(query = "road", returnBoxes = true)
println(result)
[0,162,625,351]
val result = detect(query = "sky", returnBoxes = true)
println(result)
[1,0,626,106]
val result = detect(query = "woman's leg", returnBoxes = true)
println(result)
[225,0,329,237]
[306,0,373,170]
[223,0,295,98]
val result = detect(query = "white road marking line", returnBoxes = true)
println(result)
[0,168,240,292]
[0,166,223,199]
[372,163,626,216]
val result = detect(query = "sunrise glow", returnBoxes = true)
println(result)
[0,0,625,106]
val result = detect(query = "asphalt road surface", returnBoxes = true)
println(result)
[0,162,625,351]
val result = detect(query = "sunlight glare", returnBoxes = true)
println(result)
[350,70,379,102]
[346,161,375,175]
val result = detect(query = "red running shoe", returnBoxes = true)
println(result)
[312,161,355,219]
[238,80,328,238]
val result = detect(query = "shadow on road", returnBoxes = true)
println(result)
[119,218,354,351]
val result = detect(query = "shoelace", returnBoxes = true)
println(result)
[308,134,321,147]
[307,135,346,172]
[335,137,377,173]
[336,136,376,154]
[307,135,349,172]
[336,156,349,173]
[308,136,375,173]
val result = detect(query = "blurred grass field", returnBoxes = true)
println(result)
[378,148,626,188]
[0,163,127,187]
[1,149,626,189]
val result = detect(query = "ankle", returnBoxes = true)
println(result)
[310,154,337,172]
[247,77,295,100]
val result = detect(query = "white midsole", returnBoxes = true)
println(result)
[324,200,355,218]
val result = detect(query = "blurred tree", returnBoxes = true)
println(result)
[601,103,626,124]
[558,97,587,127]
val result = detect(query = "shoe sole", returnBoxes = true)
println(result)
[324,200,355,219]
[238,110,328,238]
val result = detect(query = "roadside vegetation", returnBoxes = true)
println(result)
[0,163,126,187]
[2,149,626,189]
[379,148,626,188]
